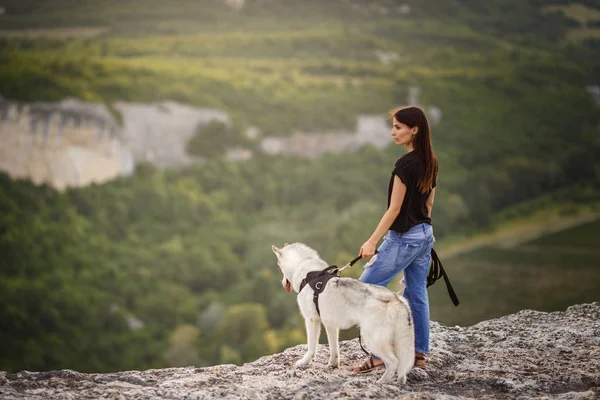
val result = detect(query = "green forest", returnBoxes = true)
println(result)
[1,0,599,373]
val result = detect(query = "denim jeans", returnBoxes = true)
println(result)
[359,223,434,354]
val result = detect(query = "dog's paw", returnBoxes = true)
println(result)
[376,377,393,384]
[376,371,395,385]
[295,357,312,368]
[327,360,339,369]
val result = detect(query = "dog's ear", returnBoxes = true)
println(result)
[284,243,289,247]
[272,245,282,257]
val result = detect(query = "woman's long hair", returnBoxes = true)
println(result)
[389,106,438,193]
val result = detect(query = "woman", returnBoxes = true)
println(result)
[354,105,437,372]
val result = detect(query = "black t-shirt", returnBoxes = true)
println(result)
[387,152,436,233]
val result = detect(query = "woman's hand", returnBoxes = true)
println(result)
[359,240,377,258]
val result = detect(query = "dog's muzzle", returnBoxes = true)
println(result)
[282,277,291,293]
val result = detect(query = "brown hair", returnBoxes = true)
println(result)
[388,106,438,193]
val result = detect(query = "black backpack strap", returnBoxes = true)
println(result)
[428,249,460,306]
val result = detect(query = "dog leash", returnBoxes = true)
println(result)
[340,249,459,306]
[428,249,459,306]
[337,250,377,273]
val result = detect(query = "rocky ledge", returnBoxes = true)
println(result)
[1,303,599,400]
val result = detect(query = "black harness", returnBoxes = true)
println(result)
[299,265,340,316]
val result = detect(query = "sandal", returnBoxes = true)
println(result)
[353,356,384,373]
[414,354,425,368]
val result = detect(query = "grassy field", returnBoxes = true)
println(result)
[426,217,600,327]
[542,3,600,41]
[529,219,600,247]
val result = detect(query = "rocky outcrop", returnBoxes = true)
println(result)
[0,97,133,189]
[260,115,392,159]
[115,101,229,167]
[0,89,444,189]
[2,303,598,400]
[0,96,397,187]
[0,97,230,188]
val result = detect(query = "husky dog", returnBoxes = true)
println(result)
[272,242,415,384]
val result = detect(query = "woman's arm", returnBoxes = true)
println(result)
[360,175,406,258]
[426,188,435,217]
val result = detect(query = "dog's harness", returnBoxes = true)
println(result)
[299,265,340,317]
[298,254,368,316]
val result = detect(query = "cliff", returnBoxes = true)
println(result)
[0,98,133,189]
[1,303,598,400]
[0,86,442,189]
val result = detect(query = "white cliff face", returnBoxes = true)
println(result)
[114,101,230,167]
[1,303,598,399]
[224,0,245,12]
[0,98,230,188]
[0,98,395,188]
[258,88,443,159]
[260,116,393,159]
[0,98,133,190]
[0,92,442,188]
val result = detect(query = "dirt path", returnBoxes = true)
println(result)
[0,27,108,39]
[437,210,600,260]
[513,244,600,256]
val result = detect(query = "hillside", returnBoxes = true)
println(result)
[428,212,600,326]
[1,0,599,214]
[0,0,599,374]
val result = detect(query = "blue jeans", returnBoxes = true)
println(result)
[359,223,434,354]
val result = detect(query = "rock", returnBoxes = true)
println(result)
[114,100,230,167]
[2,303,599,399]
[1,96,445,188]
[0,98,133,189]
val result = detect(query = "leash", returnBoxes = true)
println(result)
[428,249,460,306]
[340,249,459,306]
[337,250,377,273]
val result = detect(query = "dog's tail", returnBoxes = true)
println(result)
[394,298,415,380]
[396,279,406,297]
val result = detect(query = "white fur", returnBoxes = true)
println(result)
[272,242,415,384]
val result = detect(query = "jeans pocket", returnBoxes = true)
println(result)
[400,241,422,252]
[395,241,425,266]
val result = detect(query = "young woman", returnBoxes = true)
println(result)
[354,105,437,372]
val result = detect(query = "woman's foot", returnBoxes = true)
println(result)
[414,352,426,368]
[353,356,384,373]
